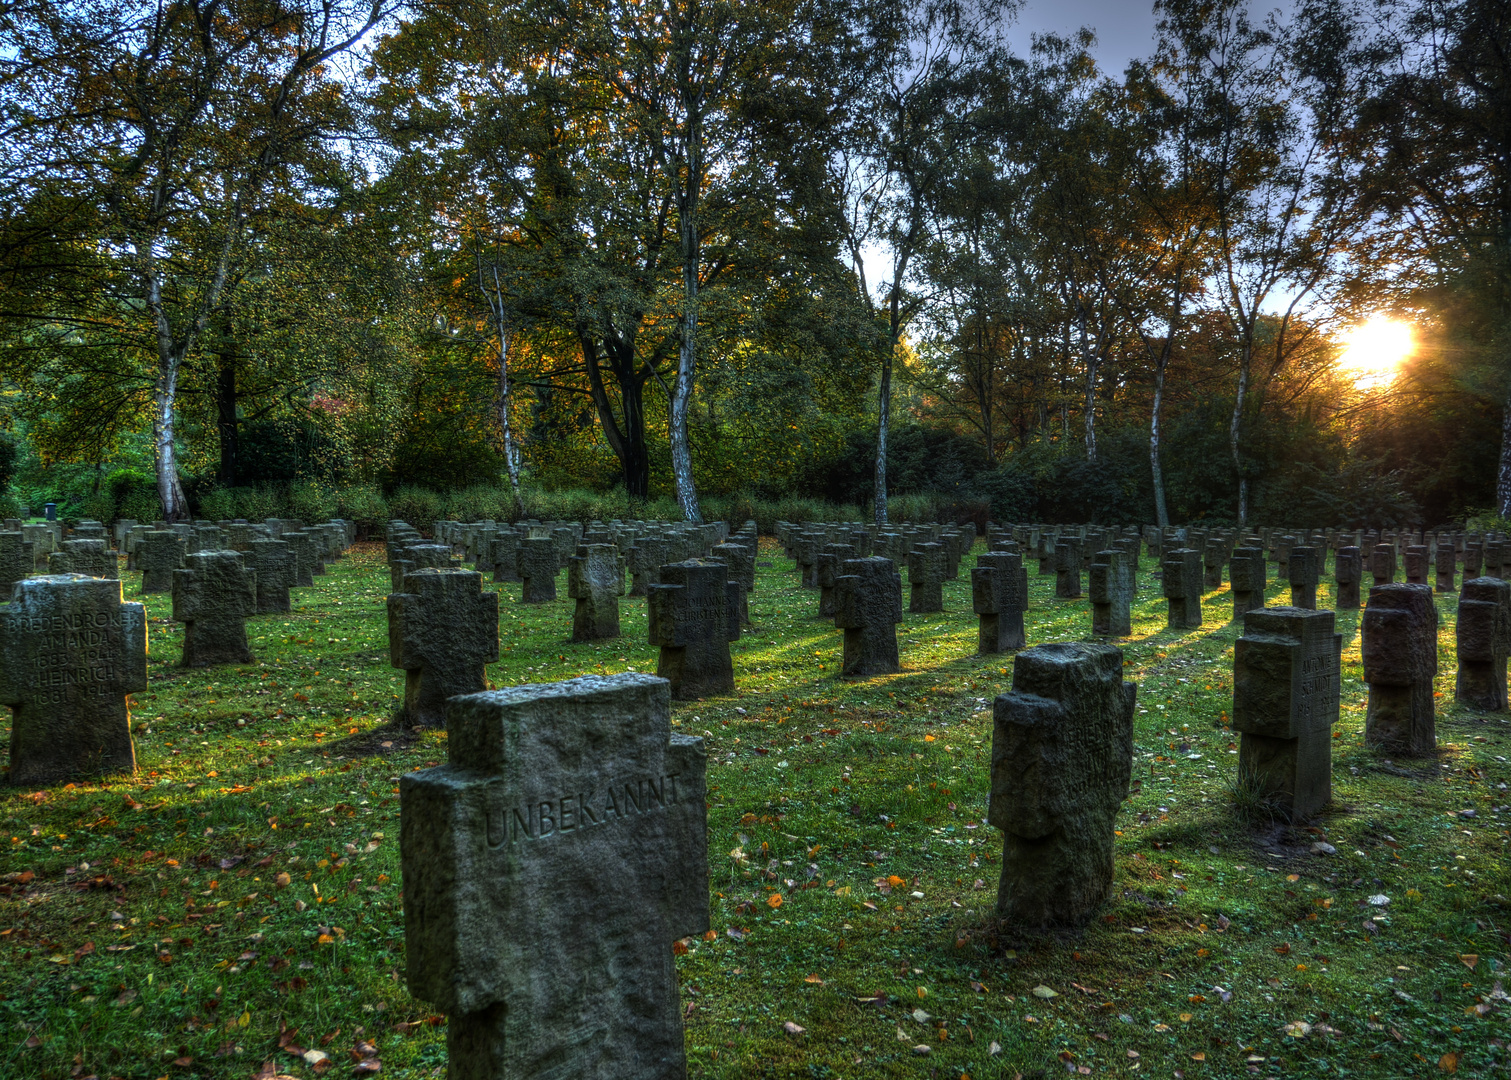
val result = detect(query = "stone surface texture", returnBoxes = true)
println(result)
[834,557,902,677]
[1362,583,1439,755]
[389,569,500,727]
[648,560,738,700]
[172,550,257,666]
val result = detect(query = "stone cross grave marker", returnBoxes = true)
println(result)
[648,560,739,700]
[1089,549,1133,637]
[137,529,186,594]
[0,531,33,594]
[709,542,753,625]
[1162,548,1203,629]
[1233,607,1342,819]
[389,569,500,727]
[281,531,316,587]
[989,642,1134,927]
[1288,546,1320,610]
[172,550,257,667]
[835,557,902,677]
[627,537,667,596]
[1404,545,1429,586]
[1,575,147,785]
[1371,544,1396,586]
[816,544,856,619]
[1362,583,1438,755]
[48,539,117,579]
[568,543,624,642]
[517,537,561,604]
[972,551,1027,653]
[1229,547,1266,619]
[1465,541,1484,579]
[907,542,945,614]
[1456,577,1510,711]
[1054,538,1083,599]
[246,539,295,614]
[391,543,460,594]
[1334,546,1362,610]
[402,674,708,1080]
[1203,540,1225,589]
[1436,541,1457,593]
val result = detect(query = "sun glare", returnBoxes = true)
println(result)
[1338,317,1414,385]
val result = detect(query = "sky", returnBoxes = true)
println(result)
[1008,0,1161,77]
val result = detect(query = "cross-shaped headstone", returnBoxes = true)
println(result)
[137,530,186,594]
[1362,583,1438,755]
[627,537,668,597]
[791,533,821,589]
[48,539,117,580]
[1435,541,1457,593]
[816,544,856,619]
[1404,545,1429,586]
[389,569,500,728]
[1371,544,1396,586]
[568,544,624,642]
[1457,577,1511,711]
[709,542,754,625]
[1334,546,1362,610]
[172,550,257,667]
[400,674,708,1080]
[1287,546,1320,610]
[1054,538,1083,599]
[989,642,1134,927]
[391,543,461,594]
[280,531,316,587]
[0,531,33,594]
[1089,549,1133,637]
[1161,549,1203,629]
[1203,540,1225,590]
[0,575,147,785]
[907,543,945,613]
[1232,606,1342,819]
[296,528,329,576]
[972,551,1026,653]
[648,560,739,700]
[517,537,561,604]
[246,539,295,614]
[834,557,902,677]
[1464,541,1484,579]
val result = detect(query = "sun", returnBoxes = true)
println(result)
[1338,317,1413,385]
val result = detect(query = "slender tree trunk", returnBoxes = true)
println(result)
[1084,358,1099,462]
[583,336,652,499]
[874,333,894,525]
[1230,353,1250,528]
[1497,390,1511,519]
[482,266,525,519]
[153,353,190,522]
[216,355,239,488]
[1150,354,1169,528]
[671,180,702,523]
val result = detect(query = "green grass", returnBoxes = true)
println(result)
[1,542,1508,1079]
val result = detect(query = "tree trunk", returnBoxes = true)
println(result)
[1084,357,1099,462]
[1499,390,1511,519]
[1230,356,1250,528]
[154,353,190,522]
[583,336,652,499]
[874,340,892,525]
[216,355,239,488]
[671,198,702,524]
[482,266,525,519]
[1150,354,1169,528]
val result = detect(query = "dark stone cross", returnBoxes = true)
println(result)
[628,537,668,597]
[709,542,754,625]
[172,550,257,667]
[137,530,186,594]
[48,539,117,580]
[989,642,1134,927]
[1403,545,1429,586]
[388,569,500,727]
[283,531,317,587]
[246,539,295,614]
[1203,541,1225,589]
[1456,577,1510,712]
[1233,607,1342,820]
[1465,541,1484,579]
[1334,546,1362,610]
[972,551,1026,653]
[834,557,902,678]
[517,538,561,604]
[1362,583,1438,755]
[1,575,147,785]
[391,543,461,593]
[1435,542,1457,593]
[1054,538,1083,599]
[907,542,945,613]
[0,531,33,594]
[816,544,856,619]
[401,674,708,1080]
[1229,547,1267,619]
[648,560,740,700]
[1089,549,1133,637]
[1287,546,1320,610]
[1161,549,1203,629]
[1371,544,1396,586]
[791,533,822,589]
[568,544,624,642]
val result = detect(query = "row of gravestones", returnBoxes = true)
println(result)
[0,521,354,785]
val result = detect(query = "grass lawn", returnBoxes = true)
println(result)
[1,538,1508,1079]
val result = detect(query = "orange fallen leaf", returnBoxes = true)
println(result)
[766,894,783,909]
[804,974,823,984]
[1439,1051,1459,1073]
[1460,955,1479,971]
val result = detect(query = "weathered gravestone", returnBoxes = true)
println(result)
[246,539,295,614]
[281,530,316,587]
[972,551,1027,653]
[1362,584,1438,755]
[1162,549,1203,629]
[1436,542,1457,593]
[791,533,821,589]
[709,542,753,625]
[1229,547,1267,619]
[988,642,1135,927]
[1203,541,1226,590]
[1089,549,1133,637]
[1288,546,1320,610]
[907,542,945,614]
[648,560,739,700]
[1371,544,1396,587]
[172,550,257,667]
[389,569,500,727]
[816,544,856,619]
[137,529,187,594]
[401,674,708,1080]
[391,544,461,593]
[1456,577,1511,711]
[567,544,624,643]
[627,537,667,597]
[48,539,117,579]
[1232,607,1342,819]
[835,557,902,678]
[1404,545,1429,586]
[1054,538,1083,599]
[517,537,561,604]
[0,531,33,594]
[1335,546,1362,610]
[1,575,147,784]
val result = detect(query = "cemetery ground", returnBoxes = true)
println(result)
[1,543,1508,1080]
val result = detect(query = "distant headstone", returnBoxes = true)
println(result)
[709,542,754,625]
[1287,546,1320,610]
[1229,547,1267,619]
[1435,541,1456,593]
[246,539,295,614]
[0,575,147,784]
[0,531,33,594]
[401,674,708,1080]
[1203,540,1225,589]
[1054,538,1083,599]
[1232,607,1342,819]
[172,550,257,667]
[1371,544,1396,586]
[834,557,902,678]
[1403,545,1429,586]
[1161,549,1203,629]
[391,543,460,593]
[1456,577,1510,711]
[48,539,117,579]
[816,544,856,619]
[972,551,1027,653]
[517,537,561,604]
[648,560,739,700]
[283,531,317,587]
[1334,546,1362,610]
[907,542,945,614]
[388,569,500,727]
[1362,583,1438,755]
[988,642,1134,927]
[1089,549,1133,637]
[137,529,187,594]
[568,544,624,642]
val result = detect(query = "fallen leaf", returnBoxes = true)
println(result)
[1460,954,1479,972]
[803,974,823,985]
[989,1041,1002,1056]
[766,894,782,909]
[1439,1051,1459,1073]
[782,1021,805,1036]
[1031,985,1058,999]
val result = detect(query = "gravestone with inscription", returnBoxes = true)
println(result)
[1229,547,1267,619]
[1054,538,1083,599]
[390,543,461,594]
[709,541,754,625]
[648,560,739,700]
[137,529,187,594]
[517,537,561,604]
[972,551,1027,653]
[172,550,257,667]
[1,575,147,784]
[0,531,33,594]
[401,674,708,1080]
[1089,549,1133,637]
[834,557,902,677]
[282,530,317,588]
[1233,607,1342,819]
[1362,583,1438,755]
[246,539,295,614]
[989,642,1134,927]
[1161,549,1203,629]
[389,569,500,727]
[48,539,117,580]
[907,542,945,614]
[1334,546,1362,610]
[1288,546,1320,610]
[568,544,624,643]
[1456,577,1510,711]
